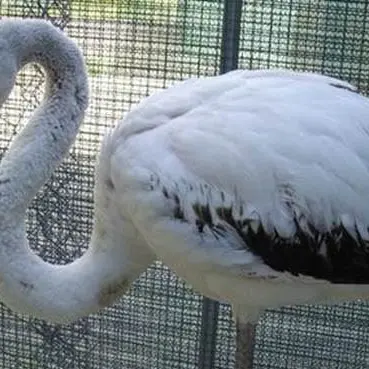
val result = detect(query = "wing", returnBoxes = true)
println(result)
[108,69,369,285]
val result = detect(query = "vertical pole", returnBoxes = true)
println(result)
[198,297,220,369]
[220,0,243,74]
[198,1,243,369]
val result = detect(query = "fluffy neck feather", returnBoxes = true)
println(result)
[0,19,151,323]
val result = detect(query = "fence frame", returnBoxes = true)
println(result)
[197,1,243,368]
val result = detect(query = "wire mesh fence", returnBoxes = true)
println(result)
[0,1,368,368]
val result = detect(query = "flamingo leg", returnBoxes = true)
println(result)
[235,320,256,369]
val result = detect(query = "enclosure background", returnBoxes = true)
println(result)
[0,1,369,368]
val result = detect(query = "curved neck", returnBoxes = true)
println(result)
[0,19,88,213]
[0,19,154,323]
[0,218,153,323]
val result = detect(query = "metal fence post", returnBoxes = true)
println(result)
[198,1,243,369]
[220,0,243,74]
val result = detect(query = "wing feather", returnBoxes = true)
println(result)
[111,69,369,284]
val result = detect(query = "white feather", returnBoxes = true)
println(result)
[1,19,368,327]
[105,69,369,320]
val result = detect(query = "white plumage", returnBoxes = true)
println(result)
[103,68,369,319]
[0,18,368,368]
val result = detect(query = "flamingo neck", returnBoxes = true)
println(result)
[0,19,154,324]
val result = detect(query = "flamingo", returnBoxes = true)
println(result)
[0,18,368,369]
